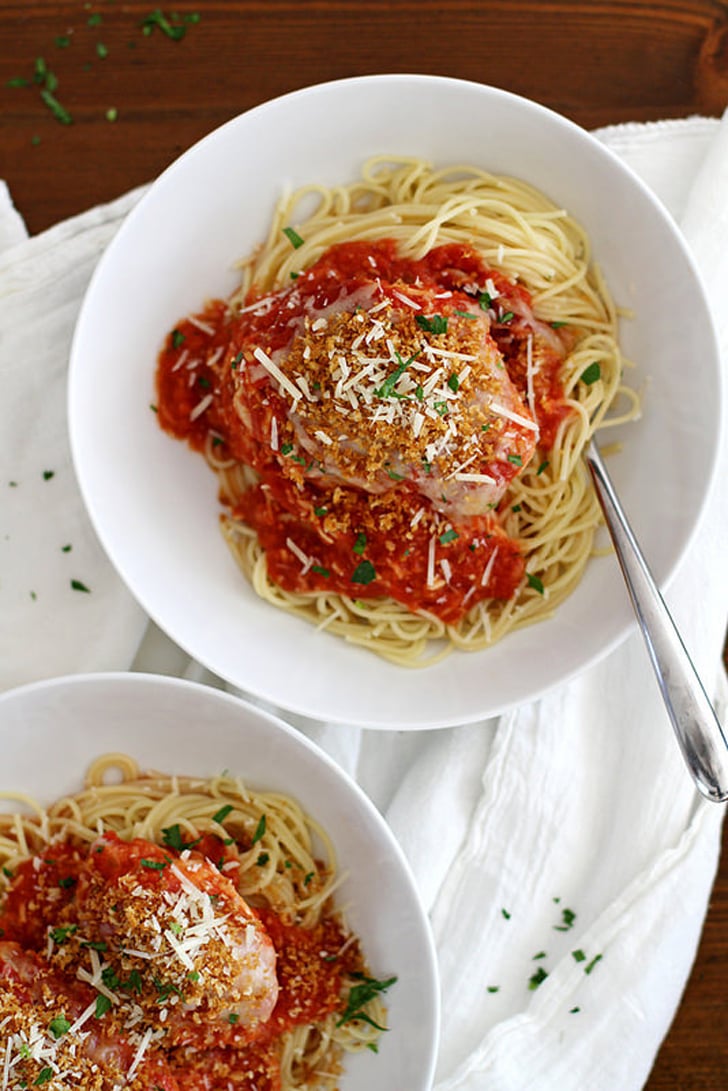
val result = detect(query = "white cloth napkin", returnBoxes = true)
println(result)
[1,116,727,1090]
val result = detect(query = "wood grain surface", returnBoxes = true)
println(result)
[1,2,727,1087]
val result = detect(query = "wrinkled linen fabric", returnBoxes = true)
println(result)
[1,115,727,1091]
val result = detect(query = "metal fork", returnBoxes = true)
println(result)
[585,439,728,803]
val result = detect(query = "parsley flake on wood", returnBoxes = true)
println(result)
[141,8,191,40]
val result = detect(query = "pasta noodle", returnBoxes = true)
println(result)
[0,755,393,1091]
[155,158,640,666]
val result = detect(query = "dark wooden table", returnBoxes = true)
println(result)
[2,2,727,1086]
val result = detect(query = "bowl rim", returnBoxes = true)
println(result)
[67,74,724,730]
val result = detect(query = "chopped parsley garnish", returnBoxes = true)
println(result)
[353,532,367,555]
[351,559,376,585]
[511,503,522,512]
[59,874,76,889]
[251,814,266,844]
[48,1016,71,1039]
[311,564,330,577]
[256,852,270,867]
[487,985,500,993]
[71,579,91,593]
[454,309,477,319]
[336,973,397,1029]
[283,226,305,249]
[171,328,185,348]
[433,400,449,416]
[162,824,201,852]
[439,529,459,545]
[551,320,568,328]
[230,351,243,369]
[478,292,492,310]
[375,351,418,398]
[106,107,118,122]
[87,12,103,26]
[280,443,294,456]
[40,88,72,125]
[580,361,601,385]
[80,940,107,952]
[227,1012,240,1024]
[501,908,511,920]
[532,951,547,960]
[536,460,549,475]
[96,42,108,59]
[43,470,55,480]
[50,925,77,944]
[554,907,576,931]
[447,373,460,392]
[140,857,168,870]
[152,977,184,1003]
[34,1069,54,1086]
[528,966,549,990]
[304,871,314,885]
[499,311,514,323]
[101,967,120,989]
[95,995,112,1018]
[526,573,545,595]
[2,866,13,878]
[211,804,233,825]
[313,506,327,517]
[122,969,143,995]
[507,454,522,466]
[141,8,193,40]
[415,313,448,335]
[584,953,603,975]
[571,949,586,963]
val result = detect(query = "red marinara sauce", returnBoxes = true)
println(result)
[155,240,573,624]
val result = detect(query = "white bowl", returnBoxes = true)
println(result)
[0,671,439,1090]
[68,74,722,729]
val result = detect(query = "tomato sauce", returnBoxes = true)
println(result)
[0,834,374,1091]
[156,240,574,623]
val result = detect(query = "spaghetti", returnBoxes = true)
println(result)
[0,755,394,1091]
[155,158,640,665]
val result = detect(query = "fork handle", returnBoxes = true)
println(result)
[586,440,728,803]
